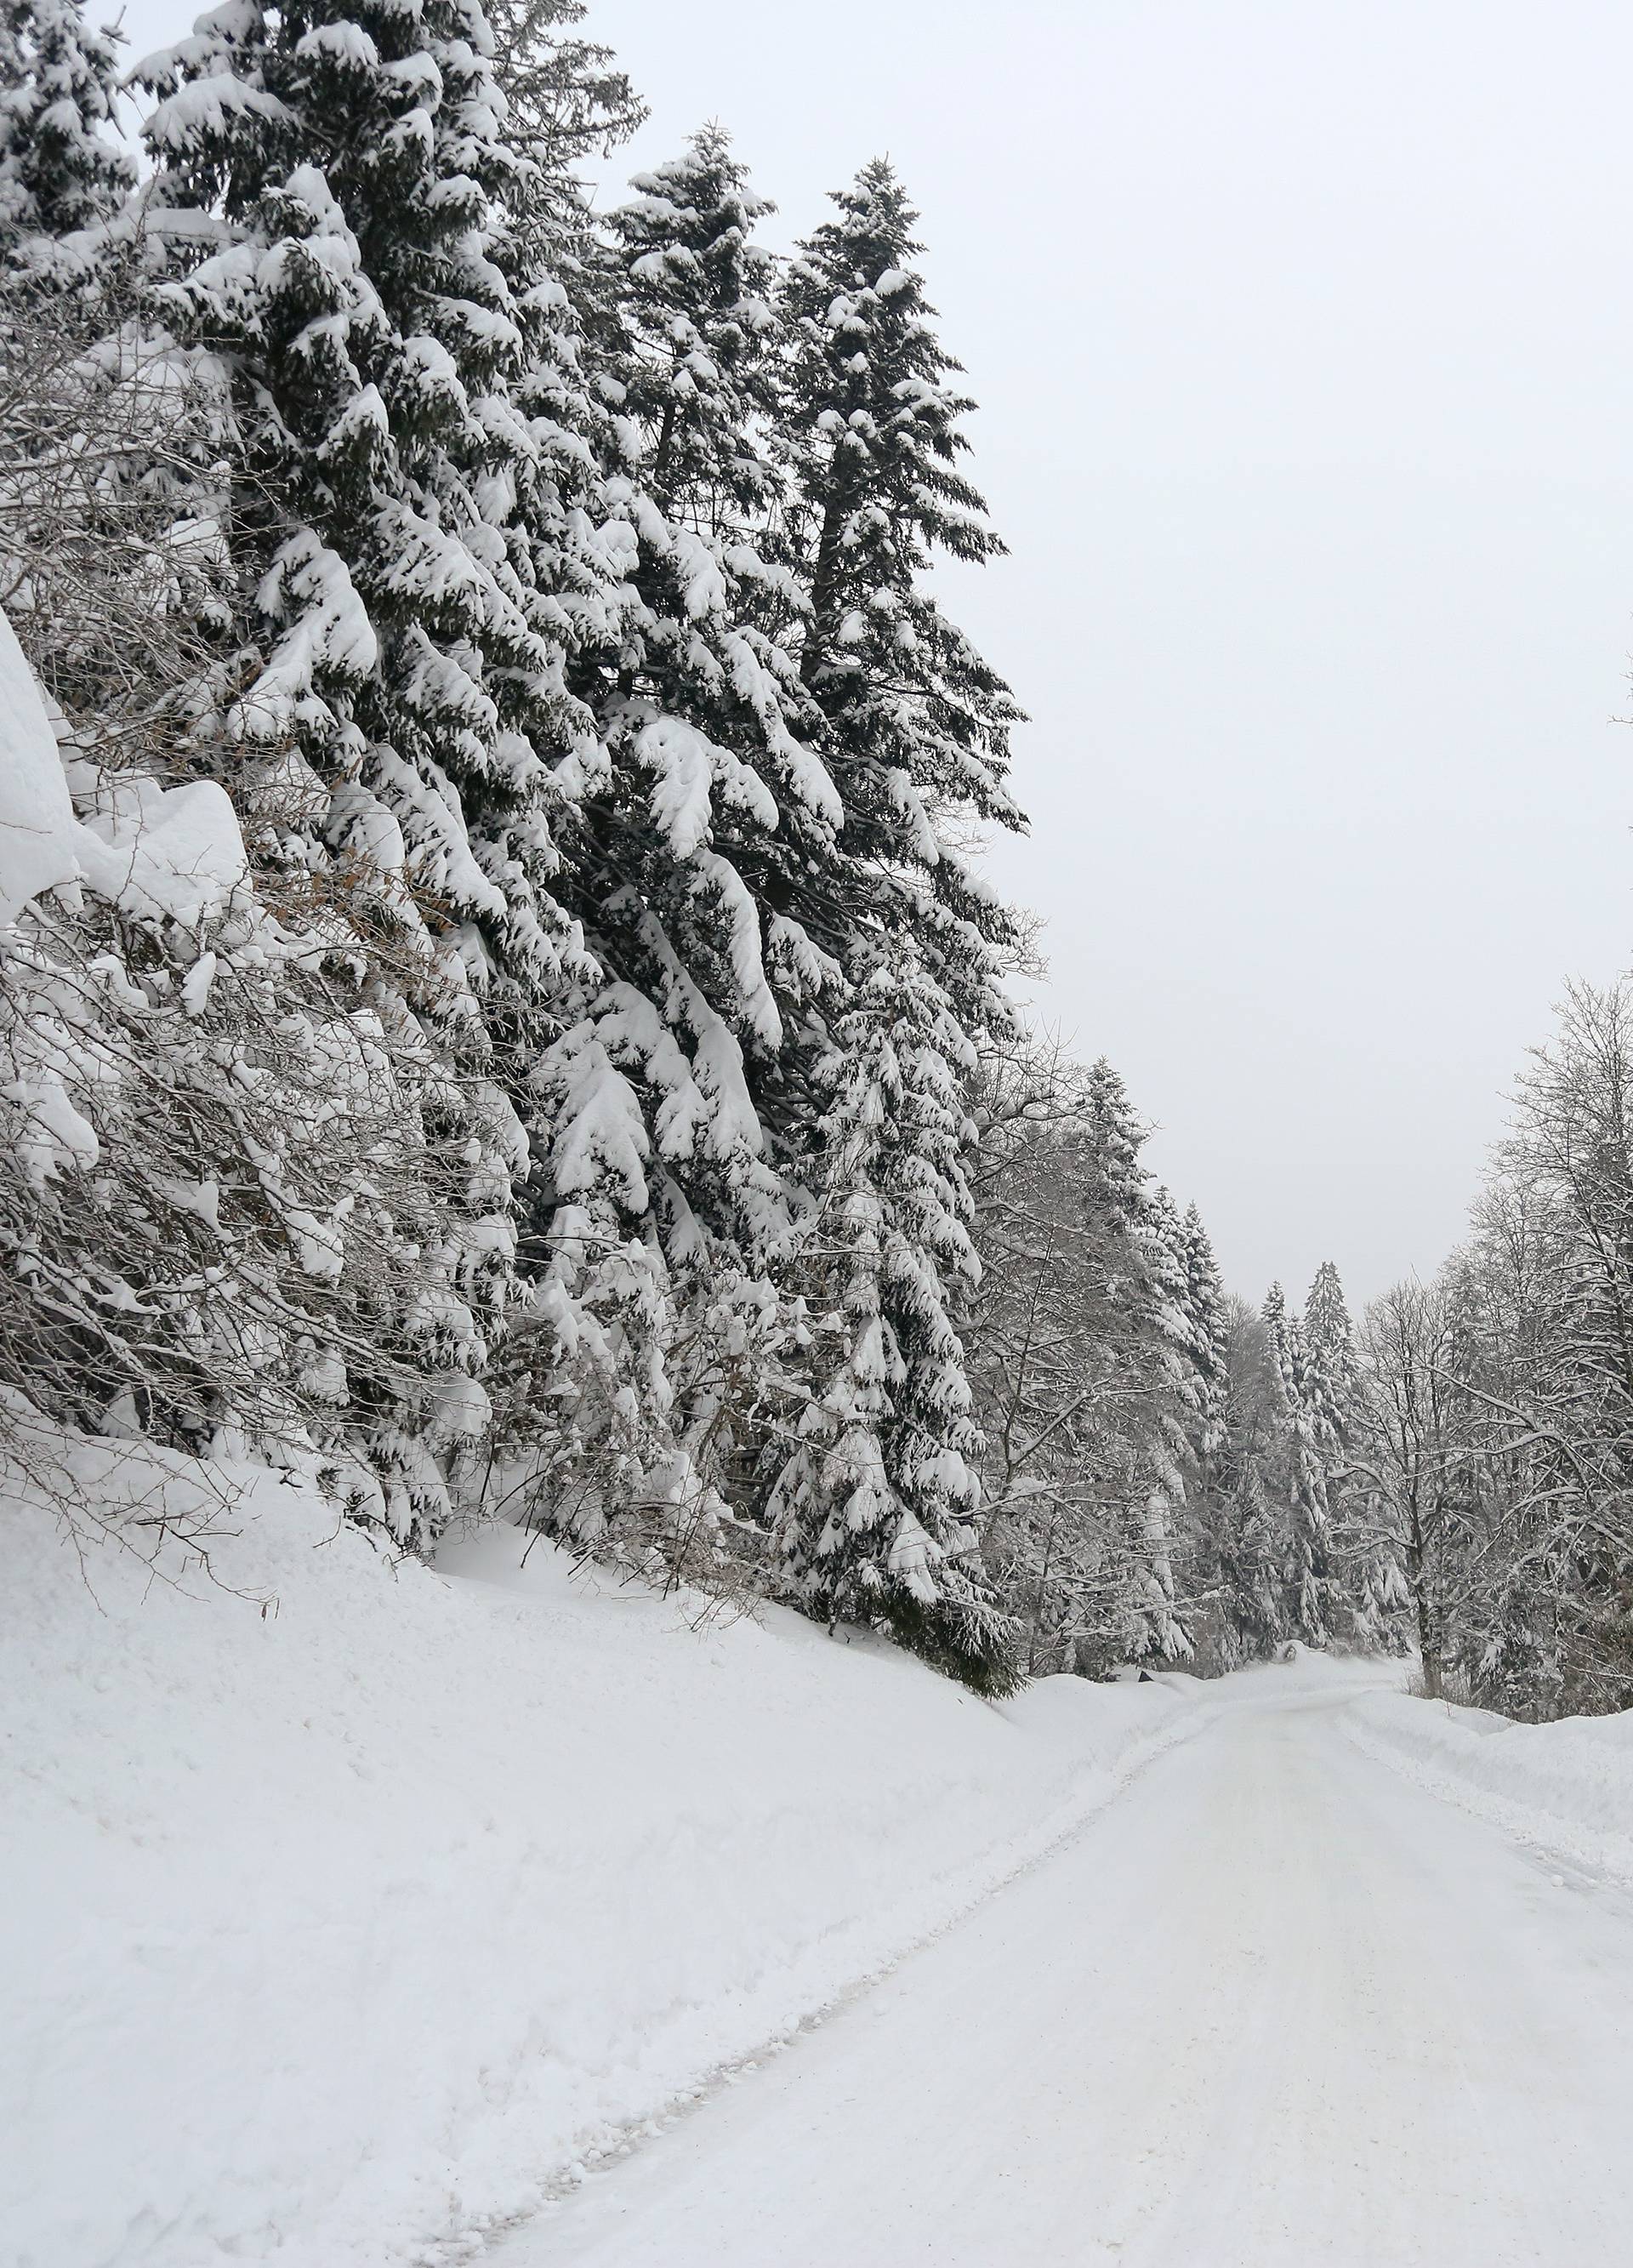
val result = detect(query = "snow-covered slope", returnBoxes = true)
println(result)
[1,1436,1204,2268]
[1345,1687,1633,1883]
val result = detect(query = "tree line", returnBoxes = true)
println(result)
[3,0,1625,1712]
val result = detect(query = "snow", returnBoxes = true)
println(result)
[1346,1684,1633,1884]
[0,609,248,935]
[504,1658,1633,2268]
[0,607,82,927]
[76,774,248,931]
[0,1433,1202,2268]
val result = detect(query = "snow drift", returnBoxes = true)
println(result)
[1346,1688,1633,1885]
[1,1438,1204,2268]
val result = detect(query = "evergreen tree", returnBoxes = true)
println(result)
[1303,1256,1400,1645]
[776,158,1022,1028]
[770,958,1014,1689]
[483,0,644,205]
[1215,1461,1286,1660]
[600,126,780,522]
[1133,1182,1199,1656]
[1261,1280,1293,1399]
[1178,1201,1231,1466]
[1303,1258,1359,1450]
[1191,1296,1289,1666]
[1083,1059,1147,1230]
[133,0,623,1530]
[519,127,831,1567]
[1283,1314,1339,1645]
[137,0,610,969]
[0,0,134,276]
[765,162,1025,1686]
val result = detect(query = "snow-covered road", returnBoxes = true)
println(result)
[502,1665,1633,2267]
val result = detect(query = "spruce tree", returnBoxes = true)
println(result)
[1055,1063,1196,1664]
[1283,1314,1340,1645]
[1178,1201,1231,1467]
[519,127,832,1566]
[777,157,1022,1025]
[765,161,1025,1687]
[133,0,622,1531]
[1132,1183,1198,1657]
[0,0,134,275]
[1197,1297,1290,1665]
[1262,1280,1294,1399]
[137,0,611,986]
[601,126,780,521]
[570,123,826,1243]
[1303,1258,1359,1450]
[483,0,643,205]
[1305,1258,1403,1647]
[769,958,1014,1689]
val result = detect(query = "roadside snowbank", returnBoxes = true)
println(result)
[1345,1688,1633,1884]
[2,1437,1206,2268]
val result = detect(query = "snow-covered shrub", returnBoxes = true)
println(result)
[1,613,521,1540]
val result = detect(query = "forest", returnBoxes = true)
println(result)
[4,0,1633,1720]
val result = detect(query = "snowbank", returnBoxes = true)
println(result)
[1,1439,1206,2268]
[1345,1688,1633,1883]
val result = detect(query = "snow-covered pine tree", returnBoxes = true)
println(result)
[1133,1182,1199,1657]
[1214,1458,1285,1661]
[1282,1313,1340,1646]
[0,0,134,280]
[765,161,1026,1687]
[1178,1200,1231,1470]
[1303,1257,1397,1645]
[1261,1280,1294,1400]
[1084,1060,1150,1240]
[1303,1259,1359,1451]
[137,0,611,994]
[777,158,1022,1029]
[1069,1063,1196,1661]
[964,1047,1203,1672]
[511,128,838,1577]
[128,0,626,1532]
[1191,1295,1289,1666]
[767,957,1014,1687]
[600,127,781,522]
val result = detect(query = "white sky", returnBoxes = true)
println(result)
[117,0,1633,1308]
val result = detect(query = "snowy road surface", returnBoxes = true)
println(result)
[500,1664,1633,2267]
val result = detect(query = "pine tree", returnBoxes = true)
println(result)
[1215,1460,1286,1661]
[1131,1184,1199,1657]
[601,126,780,523]
[573,123,826,1244]
[1283,1314,1339,1645]
[1178,1201,1231,1465]
[139,0,612,975]
[762,161,1026,1688]
[1303,1259,1359,1451]
[483,0,644,207]
[517,126,834,1567]
[1192,1296,1289,1666]
[132,0,625,1532]
[1261,1280,1294,1399]
[776,158,1022,1027]
[0,0,134,277]
[769,957,1015,1690]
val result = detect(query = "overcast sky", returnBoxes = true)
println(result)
[119,0,1633,1307]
